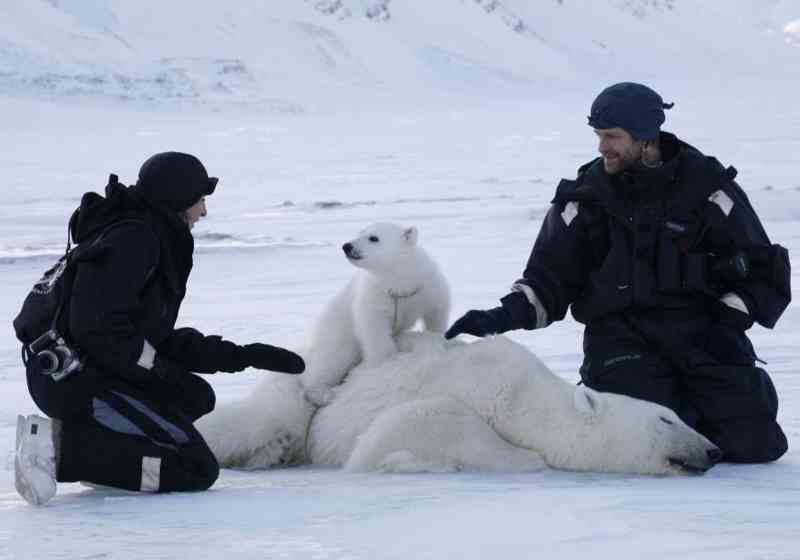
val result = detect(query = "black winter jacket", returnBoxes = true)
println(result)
[65,183,249,394]
[514,132,791,331]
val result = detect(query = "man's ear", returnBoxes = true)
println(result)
[403,226,418,245]
[573,386,603,417]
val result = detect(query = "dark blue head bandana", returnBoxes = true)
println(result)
[588,82,674,140]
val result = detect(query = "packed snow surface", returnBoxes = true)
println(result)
[2,1,799,558]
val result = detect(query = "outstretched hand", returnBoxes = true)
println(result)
[241,343,305,374]
[444,308,507,339]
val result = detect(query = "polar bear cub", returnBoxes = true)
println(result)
[301,223,450,406]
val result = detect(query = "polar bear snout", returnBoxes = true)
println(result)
[668,444,722,475]
[342,242,361,260]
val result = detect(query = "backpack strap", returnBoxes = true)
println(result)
[552,166,615,266]
[52,218,160,338]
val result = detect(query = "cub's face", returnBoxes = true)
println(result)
[342,222,418,271]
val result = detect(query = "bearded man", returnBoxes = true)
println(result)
[446,82,790,464]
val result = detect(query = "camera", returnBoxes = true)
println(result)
[710,251,750,284]
[28,329,84,382]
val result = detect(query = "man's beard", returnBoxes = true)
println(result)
[602,144,643,174]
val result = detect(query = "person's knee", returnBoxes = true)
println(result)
[689,365,786,462]
[704,418,788,463]
[196,455,220,490]
[184,449,219,491]
[159,445,220,492]
[192,383,216,419]
[172,374,216,421]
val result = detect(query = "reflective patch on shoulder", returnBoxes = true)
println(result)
[141,456,161,492]
[561,201,579,226]
[137,340,156,370]
[709,190,734,216]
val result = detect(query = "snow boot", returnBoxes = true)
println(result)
[15,414,58,506]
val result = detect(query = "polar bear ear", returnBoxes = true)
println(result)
[573,386,603,417]
[403,226,419,246]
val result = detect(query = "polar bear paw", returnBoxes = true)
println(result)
[303,384,336,408]
[249,428,296,468]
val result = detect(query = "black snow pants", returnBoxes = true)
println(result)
[27,364,219,493]
[578,312,788,463]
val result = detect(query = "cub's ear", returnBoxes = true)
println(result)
[573,386,603,417]
[403,226,418,245]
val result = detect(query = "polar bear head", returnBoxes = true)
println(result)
[466,336,722,476]
[342,222,419,273]
[547,386,722,475]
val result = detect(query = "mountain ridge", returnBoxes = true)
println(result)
[1,0,796,110]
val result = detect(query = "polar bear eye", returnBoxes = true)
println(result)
[659,416,675,426]
[368,236,379,243]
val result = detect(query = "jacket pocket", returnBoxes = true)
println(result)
[656,218,710,295]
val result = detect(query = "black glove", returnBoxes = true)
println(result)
[444,291,536,339]
[237,343,305,374]
[704,305,756,366]
[444,307,513,339]
[158,328,305,375]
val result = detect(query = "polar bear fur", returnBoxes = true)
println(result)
[300,222,450,406]
[198,332,720,476]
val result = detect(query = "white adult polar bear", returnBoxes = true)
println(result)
[198,333,721,475]
[301,222,450,406]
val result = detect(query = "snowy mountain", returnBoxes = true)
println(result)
[0,0,797,110]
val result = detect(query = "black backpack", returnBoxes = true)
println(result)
[12,221,114,347]
[13,175,154,379]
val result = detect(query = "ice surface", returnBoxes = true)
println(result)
[1,2,799,559]
[2,96,798,560]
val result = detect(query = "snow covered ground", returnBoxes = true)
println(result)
[2,93,799,560]
[2,1,800,558]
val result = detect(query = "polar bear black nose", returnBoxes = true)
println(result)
[707,448,723,464]
[343,243,353,254]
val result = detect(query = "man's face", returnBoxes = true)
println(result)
[594,127,643,174]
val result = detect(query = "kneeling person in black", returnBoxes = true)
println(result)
[446,83,790,465]
[15,152,305,506]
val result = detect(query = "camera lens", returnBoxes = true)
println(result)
[36,350,61,375]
